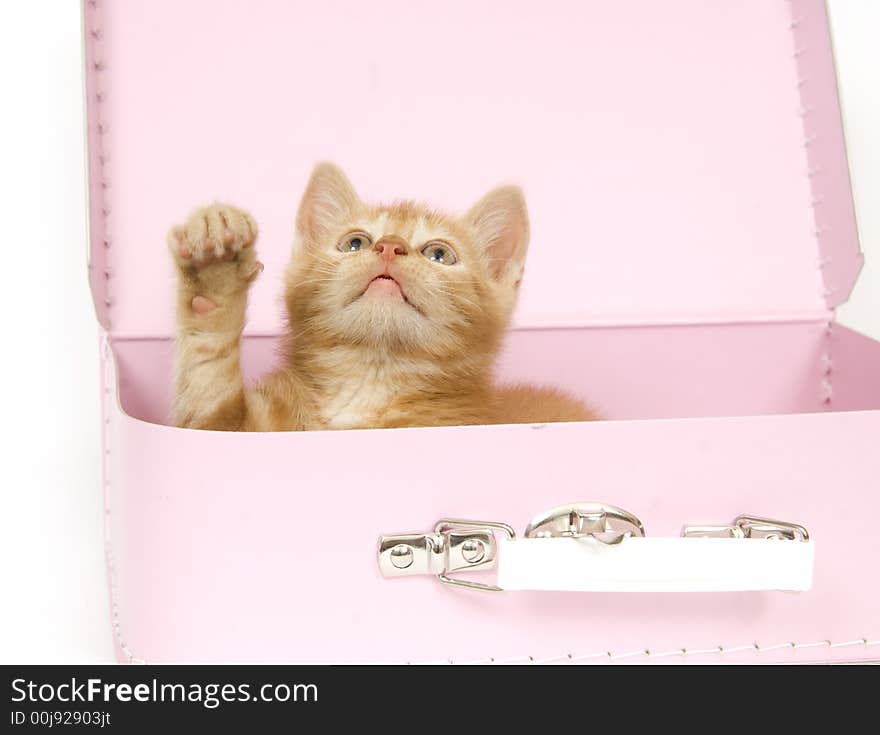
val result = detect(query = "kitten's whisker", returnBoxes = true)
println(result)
[294,277,342,287]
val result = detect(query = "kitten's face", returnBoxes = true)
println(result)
[286,164,529,358]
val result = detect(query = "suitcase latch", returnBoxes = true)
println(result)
[524,502,645,545]
[682,514,810,541]
[377,519,515,592]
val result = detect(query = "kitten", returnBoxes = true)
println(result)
[168,163,595,430]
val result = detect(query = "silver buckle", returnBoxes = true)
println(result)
[377,518,515,592]
[681,524,746,539]
[524,502,645,545]
[734,514,810,541]
[682,514,809,541]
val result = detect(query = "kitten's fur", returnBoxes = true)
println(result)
[168,163,594,430]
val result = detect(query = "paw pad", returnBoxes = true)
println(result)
[191,296,218,314]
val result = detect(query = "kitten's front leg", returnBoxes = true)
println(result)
[168,204,263,430]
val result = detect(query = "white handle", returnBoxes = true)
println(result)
[497,536,815,592]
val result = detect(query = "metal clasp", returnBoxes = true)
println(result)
[734,514,810,541]
[524,502,645,545]
[379,505,810,594]
[681,524,746,539]
[682,514,809,541]
[377,518,515,592]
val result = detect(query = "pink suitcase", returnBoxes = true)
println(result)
[84,0,880,663]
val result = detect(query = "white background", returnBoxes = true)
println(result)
[0,1,877,663]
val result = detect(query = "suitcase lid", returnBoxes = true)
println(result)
[83,0,862,335]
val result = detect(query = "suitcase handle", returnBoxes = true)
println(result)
[378,503,813,593]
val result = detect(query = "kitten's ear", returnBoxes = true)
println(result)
[465,186,529,285]
[295,162,360,243]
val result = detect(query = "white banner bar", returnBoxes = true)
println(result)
[497,537,814,592]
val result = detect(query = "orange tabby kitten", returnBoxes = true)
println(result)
[168,163,594,430]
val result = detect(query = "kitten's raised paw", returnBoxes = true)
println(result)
[169,204,260,276]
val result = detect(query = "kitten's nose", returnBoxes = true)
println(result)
[374,237,408,262]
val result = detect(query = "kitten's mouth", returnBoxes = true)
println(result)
[367,273,403,296]
[363,274,422,313]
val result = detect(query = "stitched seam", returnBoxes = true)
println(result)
[821,320,833,407]
[89,0,138,663]
[787,0,833,305]
[101,337,144,664]
[409,637,879,665]
[85,0,113,328]
[785,0,835,408]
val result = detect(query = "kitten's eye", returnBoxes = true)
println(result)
[420,241,457,265]
[337,232,372,253]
